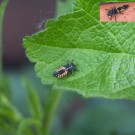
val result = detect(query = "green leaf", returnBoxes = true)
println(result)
[17,118,41,135]
[0,0,9,78]
[0,94,22,122]
[23,0,135,99]
[56,0,75,18]
[22,77,43,120]
[0,77,11,99]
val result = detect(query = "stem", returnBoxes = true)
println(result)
[0,0,9,78]
[41,89,63,135]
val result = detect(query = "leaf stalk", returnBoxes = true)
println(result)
[41,89,63,135]
[0,0,9,78]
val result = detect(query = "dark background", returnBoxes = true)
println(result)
[1,0,135,135]
[2,0,56,67]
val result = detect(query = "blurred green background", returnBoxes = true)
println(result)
[1,0,135,135]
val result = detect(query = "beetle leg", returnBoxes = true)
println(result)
[114,14,116,21]
[75,69,79,71]
[68,70,72,74]
[109,16,112,20]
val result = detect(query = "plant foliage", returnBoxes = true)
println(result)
[24,0,135,99]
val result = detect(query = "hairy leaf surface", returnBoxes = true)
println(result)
[24,0,135,99]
